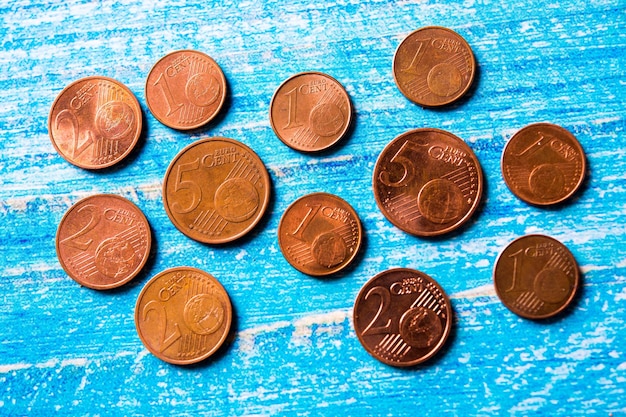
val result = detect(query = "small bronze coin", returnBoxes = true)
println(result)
[145,50,227,130]
[162,137,270,244]
[48,76,142,169]
[135,267,232,365]
[494,234,580,319]
[501,123,586,205]
[373,128,483,236]
[353,268,452,367]
[269,72,353,152]
[56,194,151,290]
[278,193,362,276]
[393,26,475,107]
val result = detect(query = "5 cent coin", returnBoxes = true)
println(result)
[145,50,227,130]
[163,137,270,244]
[278,193,362,276]
[135,267,232,365]
[393,26,475,107]
[501,123,586,205]
[353,268,452,367]
[270,72,353,152]
[48,76,142,169]
[373,128,483,236]
[493,234,580,319]
[56,194,151,290]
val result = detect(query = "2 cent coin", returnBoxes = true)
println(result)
[163,137,270,244]
[353,268,452,367]
[501,123,586,205]
[56,194,151,289]
[135,267,232,365]
[494,234,580,319]
[270,72,353,152]
[393,26,475,107]
[278,193,362,276]
[373,128,483,236]
[145,50,227,130]
[48,76,142,169]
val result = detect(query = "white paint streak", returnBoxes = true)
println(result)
[451,284,496,299]
[0,363,32,373]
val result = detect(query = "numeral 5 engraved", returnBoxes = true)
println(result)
[379,141,423,187]
[171,159,201,214]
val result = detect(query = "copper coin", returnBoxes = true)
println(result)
[502,123,586,205]
[269,72,353,152]
[393,26,475,107]
[278,193,362,276]
[145,50,227,130]
[163,137,270,244]
[48,76,142,169]
[373,128,483,236]
[56,194,151,290]
[494,234,580,319]
[353,268,452,367]
[135,267,232,365]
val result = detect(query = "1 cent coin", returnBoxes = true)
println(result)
[270,72,353,152]
[353,268,452,367]
[163,137,270,244]
[56,194,151,290]
[494,234,580,319]
[48,76,142,169]
[393,26,475,107]
[145,50,227,130]
[373,128,483,236]
[135,267,232,365]
[501,123,586,205]
[278,193,362,276]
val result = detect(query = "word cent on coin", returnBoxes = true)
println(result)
[56,194,151,290]
[48,76,143,169]
[353,268,452,366]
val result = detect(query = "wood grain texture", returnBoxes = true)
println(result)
[1,0,625,415]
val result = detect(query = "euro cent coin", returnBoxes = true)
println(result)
[501,123,586,205]
[353,268,452,367]
[163,137,270,244]
[135,267,232,365]
[373,128,483,236]
[270,72,353,152]
[56,194,151,290]
[393,26,475,107]
[494,234,580,319]
[48,76,142,169]
[145,50,227,130]
[278,193,362,276]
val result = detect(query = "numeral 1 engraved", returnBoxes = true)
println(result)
[154,72,183,116]
[283,86,304,130]
[402,39,430,73]
[506,249,524,292]
[289,204,321,241]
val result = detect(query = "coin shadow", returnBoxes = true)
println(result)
[425,62,481,113]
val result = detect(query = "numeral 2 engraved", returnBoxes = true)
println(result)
[362,286,392,336]
[288,204,321,241]
[283,86,304,130]
[60,204,101,251]
[142,300,181,353]
[55,109,94,158]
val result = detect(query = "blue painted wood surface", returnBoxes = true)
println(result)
[1,0,626,415]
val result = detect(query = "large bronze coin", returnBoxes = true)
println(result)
[145,50,227,130]
[48,76,142,169]
[278,192,362,276]
[494,234,580,319]
[56,194,151,289]
[135,267,232,365]
[373,128,483,236]
[270,72,353,152]
[501,123,586,205]
[393,26,475,107]
[163,137,270,244]
[353,268,452,367]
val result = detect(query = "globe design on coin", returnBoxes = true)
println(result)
[94,236,137,278]
[528,164,565,200]
[214,178,259,222]
[399,307,443,349]
[417,178,465,224]
[186,73,220,107]
[309,102,344,137]
[95,101,135,140]
[183,294,225,335]
[311,232,347,268]
[427,63,463,97]
[533,269,571,304]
